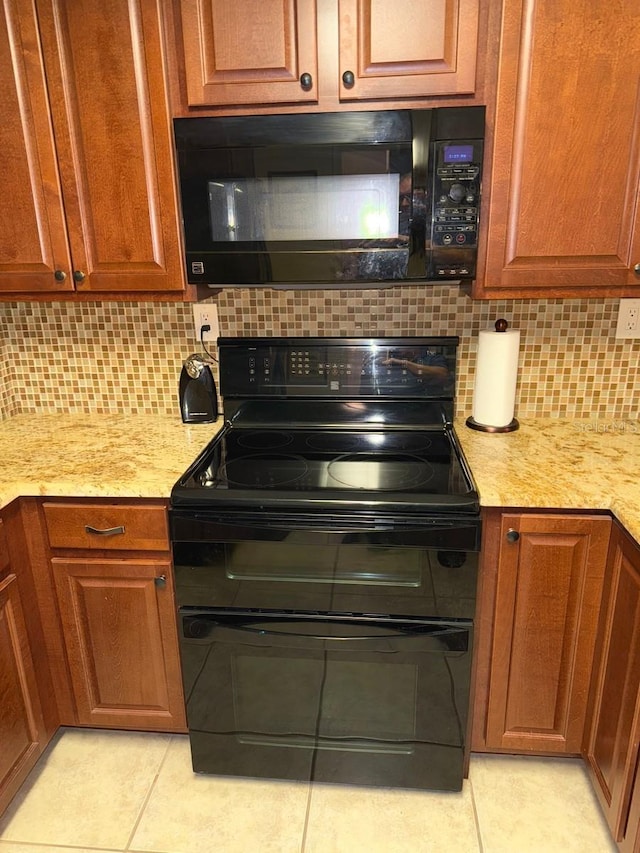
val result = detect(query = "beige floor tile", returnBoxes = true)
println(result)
[302,781,480,853]
[470,754,617,852]
[0,728,171,850]
[129,736,309,853]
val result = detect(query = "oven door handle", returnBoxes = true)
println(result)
[181,611,470,651]
[189,512,474,536]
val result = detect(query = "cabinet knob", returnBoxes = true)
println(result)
[634,263,640,277]
[300,72,313,91]
[342,70,355,88]
[54,269,67,282]
[154,575,167,588]
[73,269,86,283]
[506,528,520,543]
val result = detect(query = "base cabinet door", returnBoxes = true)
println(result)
[52,557,186,732]
[584,524,640,849]
[475,511,611,754]
[0,573,47,814]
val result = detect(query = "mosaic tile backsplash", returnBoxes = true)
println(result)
[0,285,638,421]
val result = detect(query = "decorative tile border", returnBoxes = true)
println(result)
[0,286,638,421]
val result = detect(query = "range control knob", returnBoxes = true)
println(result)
[449,183,467,203]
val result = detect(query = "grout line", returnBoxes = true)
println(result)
[123,733,175,852]
[468,772,485,853]
[300,780,314,853]
[0,842,122,852]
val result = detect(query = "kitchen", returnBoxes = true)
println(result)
[1,0,639,851]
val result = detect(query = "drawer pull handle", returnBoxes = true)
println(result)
[85,525,125,536]
[154,575,167,588]
[506,528,520,543]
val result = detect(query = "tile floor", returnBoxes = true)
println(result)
[0,728,617,853]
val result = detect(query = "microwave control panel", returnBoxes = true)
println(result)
[430,139,483,280]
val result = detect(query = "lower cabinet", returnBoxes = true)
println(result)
[0,519,47,815]
[43,501,187,733]
[473,510,612,754]
[584,522,640,850]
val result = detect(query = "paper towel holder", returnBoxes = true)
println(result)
[466,318,520,433]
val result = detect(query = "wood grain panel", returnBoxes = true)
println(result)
[0,0,72,293]
[53,558,186,731]
[0,574,46,815]
[484,513,610,754]
[180,0,319,106]
[0,519,9,574]
[36,0,184,292]
[338,0,479,99]
[478,0,640,294]
[585,526,640,844]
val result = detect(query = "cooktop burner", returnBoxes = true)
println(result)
[305,433,433,453]
[219,453,308,488]
[236,431,294,450]
[327,453,434,490]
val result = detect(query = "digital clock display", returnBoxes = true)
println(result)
[443,144,474,164]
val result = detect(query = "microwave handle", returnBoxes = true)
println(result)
[407,110,432,278]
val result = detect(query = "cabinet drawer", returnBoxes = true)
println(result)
[43,503,169,551]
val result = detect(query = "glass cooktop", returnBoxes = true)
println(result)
[171,424,478,513]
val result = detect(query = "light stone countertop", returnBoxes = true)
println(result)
[454,416,640,543]
[0,412,638,546]
[0,413,224,509]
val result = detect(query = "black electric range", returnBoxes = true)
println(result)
[170,336,481,792]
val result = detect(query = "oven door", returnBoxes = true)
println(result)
[171,510,480,620]
[179,609,472,791]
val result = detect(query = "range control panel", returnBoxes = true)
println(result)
[218,337,458,399]
[430,139,483,280]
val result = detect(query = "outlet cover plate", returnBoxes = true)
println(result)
[615,299,640,339]
[192,303,219,342]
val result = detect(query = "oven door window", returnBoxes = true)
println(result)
[180,611,472,791]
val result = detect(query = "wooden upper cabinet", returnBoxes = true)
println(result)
[180,0,319,107]
[174,0,481,110]
[35,0,184,293]
[0,0,72,293]
[475,0,640,297]
[338,0,479,101]
[0,0,185,296]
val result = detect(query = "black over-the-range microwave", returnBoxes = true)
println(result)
[173,106,485,288]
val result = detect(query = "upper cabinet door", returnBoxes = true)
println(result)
[35,0,184,293]
[476,0,640,297]
[180,0,319,107]
[338,0,479,100]
[0,0,72,293]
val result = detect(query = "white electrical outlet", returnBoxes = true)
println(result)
[192,303,219,342]
[615,299,640,339]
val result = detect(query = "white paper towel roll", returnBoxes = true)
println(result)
[472,327,520,428]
